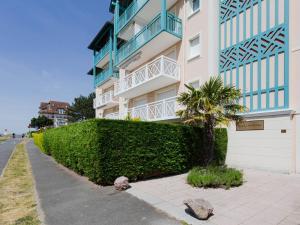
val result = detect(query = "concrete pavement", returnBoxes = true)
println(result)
[26,141,181,225]
[127,170,300,225]
[0,138,20,175]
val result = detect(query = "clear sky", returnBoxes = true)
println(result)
[0,0,112,134]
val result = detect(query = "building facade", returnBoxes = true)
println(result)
[88,0,300,173]
[39,101,70,127]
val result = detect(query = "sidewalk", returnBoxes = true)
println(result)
[26,141,181,225]
[127,170,300,225]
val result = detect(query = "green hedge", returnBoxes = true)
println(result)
[41,119,227,185]
[33,133,46,153]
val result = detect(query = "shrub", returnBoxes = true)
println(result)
[43,119,227,185]
[32,133,46,153]
[187,166,243,189]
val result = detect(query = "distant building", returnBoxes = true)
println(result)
[39,101,70,127]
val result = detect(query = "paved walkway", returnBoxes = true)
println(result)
[0,138,20,175]
[26,141,180,225]
[127,170,300,225]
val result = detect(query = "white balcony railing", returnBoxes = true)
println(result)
[103,97,179,121]
[114,56,180,96]
[128,96,178,121]
[104,112,120,120]
[93,90,118,109]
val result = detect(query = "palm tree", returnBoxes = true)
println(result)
[177,76,245,165]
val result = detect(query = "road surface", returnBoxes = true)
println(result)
[0,138,20,175]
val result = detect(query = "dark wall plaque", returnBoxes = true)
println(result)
[236,120,264,131]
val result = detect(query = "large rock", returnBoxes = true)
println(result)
[183,199,213,220]
[114,176,129,191]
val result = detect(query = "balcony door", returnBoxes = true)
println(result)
[165,48,177,60]
[133,97,147,107]
[156,88,176,101]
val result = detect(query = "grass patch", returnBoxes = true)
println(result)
[0,135,10,142]
[0,140,41,225]
[187,166,243,189]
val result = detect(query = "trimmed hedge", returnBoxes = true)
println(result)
[41,119,227,185]
[32,133,46,153]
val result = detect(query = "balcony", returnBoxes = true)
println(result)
[104,97,178,121]
[105,112,120,120]
[94,90,118,109]
[114,56,180,98]
[94,67,119,88]
[117,0,178,36]
[116,12,182,70]
[129,96,178,121]
[94,40,112,68]
[103,96,179,121]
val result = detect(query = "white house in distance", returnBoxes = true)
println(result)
[87,0,300,174]
[39,101,70,127]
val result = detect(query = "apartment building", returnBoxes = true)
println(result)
[39,101,70,127]
[88,0,300,173]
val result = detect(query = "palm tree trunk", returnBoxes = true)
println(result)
[204,119,215,166]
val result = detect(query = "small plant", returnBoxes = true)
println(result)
[187,166,243,189]
[124,113,141,122]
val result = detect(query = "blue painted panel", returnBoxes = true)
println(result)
[219,0,289,112]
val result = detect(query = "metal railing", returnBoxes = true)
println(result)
[116,12,182,65]
[114,56,180,95]
[94,68,111,88]
[94,40,111,65]
[117,0,149,33]
[94,68,119,88]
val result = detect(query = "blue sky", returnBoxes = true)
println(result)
[0,0,112,133]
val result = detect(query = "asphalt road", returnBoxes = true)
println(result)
[0,138,20,175]
[26,141,180,225]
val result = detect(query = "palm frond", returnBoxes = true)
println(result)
[176,76,245,127]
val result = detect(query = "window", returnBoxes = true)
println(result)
[58,109,65,114]
[188,0,200,16]
[189,80,200,89]
[189,34,201,59]
[192,0,200,12]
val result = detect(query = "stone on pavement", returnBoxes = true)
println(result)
[114,176,129,191]
[183,199,213,220]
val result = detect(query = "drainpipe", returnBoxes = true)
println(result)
[161,0,167,31]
